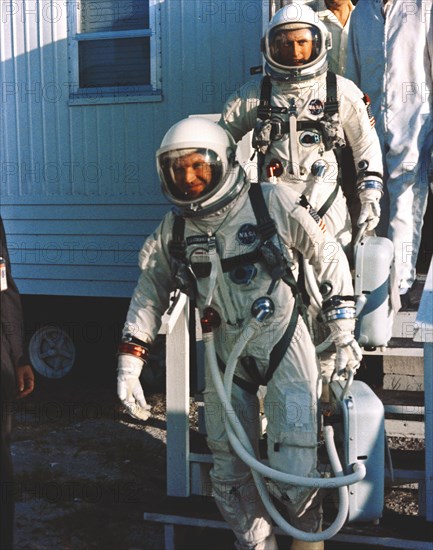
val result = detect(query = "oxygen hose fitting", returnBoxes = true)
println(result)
[251,296,275,322]
[311,159,328,179]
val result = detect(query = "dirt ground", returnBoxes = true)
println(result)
[9,371,428,550]
[11,380,168,550]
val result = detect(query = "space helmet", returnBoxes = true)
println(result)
[156,117,244,217]
[261,1,331,82]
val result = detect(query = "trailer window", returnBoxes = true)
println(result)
[68,0,162,104]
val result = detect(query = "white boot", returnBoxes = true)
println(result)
[235,532,279,550]
[290,539,324,550]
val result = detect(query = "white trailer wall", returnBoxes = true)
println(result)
[0,0,263,296]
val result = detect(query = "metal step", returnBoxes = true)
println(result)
[378,389,424,413]
[143,496,433,550]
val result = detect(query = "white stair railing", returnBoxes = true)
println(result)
[159,292,191,497]
[413,257,433,521]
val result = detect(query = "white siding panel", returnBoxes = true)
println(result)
[1,0,263,296]
[7,219,151,235]
[1,5,19,195]
[0,203,169,220]
[1,201,169,296]
[13,278,137,298]
[15,264,139,282]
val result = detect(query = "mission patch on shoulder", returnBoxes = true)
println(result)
[363,93,375,128]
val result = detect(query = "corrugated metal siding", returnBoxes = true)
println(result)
[0,0,263,297]
[1,200,169,296]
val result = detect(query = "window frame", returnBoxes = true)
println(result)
[67,0,162,105]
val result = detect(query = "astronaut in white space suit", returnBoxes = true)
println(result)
[346,0,433,308]
[116,117,362,550]
[218,1,384,254]
[219,1,382,382]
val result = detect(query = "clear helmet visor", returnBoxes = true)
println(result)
[268,23,322,71]
[158,148,224,204]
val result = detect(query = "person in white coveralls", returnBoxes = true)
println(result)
[345,0,433,309]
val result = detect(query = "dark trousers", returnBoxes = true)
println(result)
[1,359,16,550]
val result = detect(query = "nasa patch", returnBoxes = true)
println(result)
[237,224,258,245]
[308,99,324,116]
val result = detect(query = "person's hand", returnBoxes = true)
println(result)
[327,318,363,376]
[357,188,381,231]
[117,354,151,421]
[15,364,35,399]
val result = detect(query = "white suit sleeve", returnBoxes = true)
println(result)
[218,79,262,142]
[123,213,175,344]
[280,194,362,374]
[338,77,383,178]
[272,188,355,299]
[293,223,354,300]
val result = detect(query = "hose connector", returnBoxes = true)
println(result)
[311,159,328,178]
[251,297,275,322]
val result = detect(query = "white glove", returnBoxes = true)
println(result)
[357,188,381,231]
[328,318,363,376]
[117,354,151,421]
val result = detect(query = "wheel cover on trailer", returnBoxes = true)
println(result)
[29,326,75,379]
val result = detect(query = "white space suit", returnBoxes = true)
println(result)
[345,0,433,295]
[117,117,362,550]
[219,2,383,251]
[219,3,382,383]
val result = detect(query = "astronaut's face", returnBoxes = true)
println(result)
[172,152,213,198]
[325,0,351,9]
[273,28,314,66]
